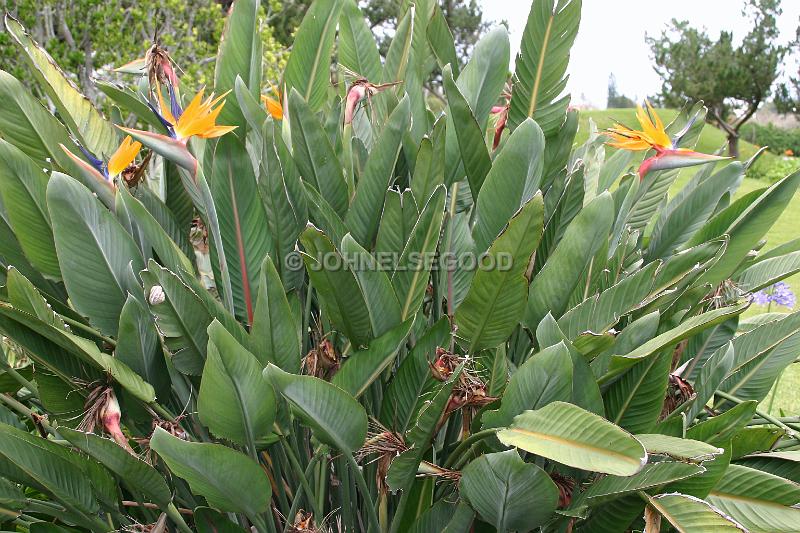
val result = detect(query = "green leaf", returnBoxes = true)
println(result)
[198,321,276,446]
[444,28,509,184]
[497,401,647,476]
[338,0,382,81]
[149,427,270,516]
[289,90,349,216]
[686,342,735,422]
[604,350,671,434]
[0,139,60,278]
[300,226,373,346]
[258,124,307,290]
[117,185,194,275]
[635,434,724,462]
[647,162,743,261]
[719,311,800,404]
[46,173,143,336]
[332,319,412,398]
[525,191,615,329]
[460,450,558,531]
[284,0,343,111]
[376,189,419,256]
[697,169,800,286]
[737,251,800,293]
[380,318,451,432]
[647,493,746,532]
[0,423,99,514]
[472,119,545,253]
[0,70,80,172]
[214,0,261,131]
[264,364,367,452]
[442,65,491,196]
[706,464,800,532]
[58,428,172,508]
[557,261,660,340]
[456,193,544,351]
[392,186,447,320]
[96,81,168,132]
[508,0,581,135]
[426,6,459,77]
[116,295,170,400]
[482,342,572,430]
[209,135,272,322]
[340,234,402,336]
[345,96,410,246]
[687,401,758,446]
[583,463,704,505]
[140,261,213,375]
[5,16,117,156]
[251,255,301,372]
[603,302,749,383]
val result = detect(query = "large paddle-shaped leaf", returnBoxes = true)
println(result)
[338,0,382,81]
[482,341,572,430]
[497,401,647,476]
[525,191,614,330]
[300,225,373,346]
[507,0,581,135]
[0,71,81,172]
[214,0,261,131]
[442,65,491,197]
[456,193,544,351]
[646,493,746,532]
[0,139,60,278]
[150,427,270,517]
[289,90,349,216]
[284,0,343,111]
[209,135,272,323]
[706,464,800,532]
[5,16,117,156]
[58,428,172,509]
[472,119,545,254]
[346,96,410,246]
[250,256,301,372]
[46,173,143,336]
[264,364,367,452]
[332,319,413,398]
[460,450,558,531]
[198,321,276,445]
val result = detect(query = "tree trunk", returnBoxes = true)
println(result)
[727,131,740,159]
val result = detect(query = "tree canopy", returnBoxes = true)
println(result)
[646,0,794,156]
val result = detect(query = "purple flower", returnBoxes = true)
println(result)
[752,282,796,309]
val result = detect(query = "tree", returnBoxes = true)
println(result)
[0,0,284,102]
[606,73,635,108]
[646,0,793,157]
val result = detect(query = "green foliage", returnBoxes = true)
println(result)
[742,122,800,156]
[1,1,800,532]
[646,0,794,156]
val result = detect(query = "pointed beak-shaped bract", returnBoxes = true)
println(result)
[117,126,197,174]
[639,149,730,178]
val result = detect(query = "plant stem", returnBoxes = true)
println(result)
[344,451,381,533]
[282,452,322,533]
[60,315,117,346]
[279,435,323,520]
[714,390,799,435]
[442,428,498,469]
[0,362,38,396]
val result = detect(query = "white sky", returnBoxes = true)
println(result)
[479,0,800,108]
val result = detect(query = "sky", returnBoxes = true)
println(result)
[479,0,800,108]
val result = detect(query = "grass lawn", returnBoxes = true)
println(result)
[577,109,800,415]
